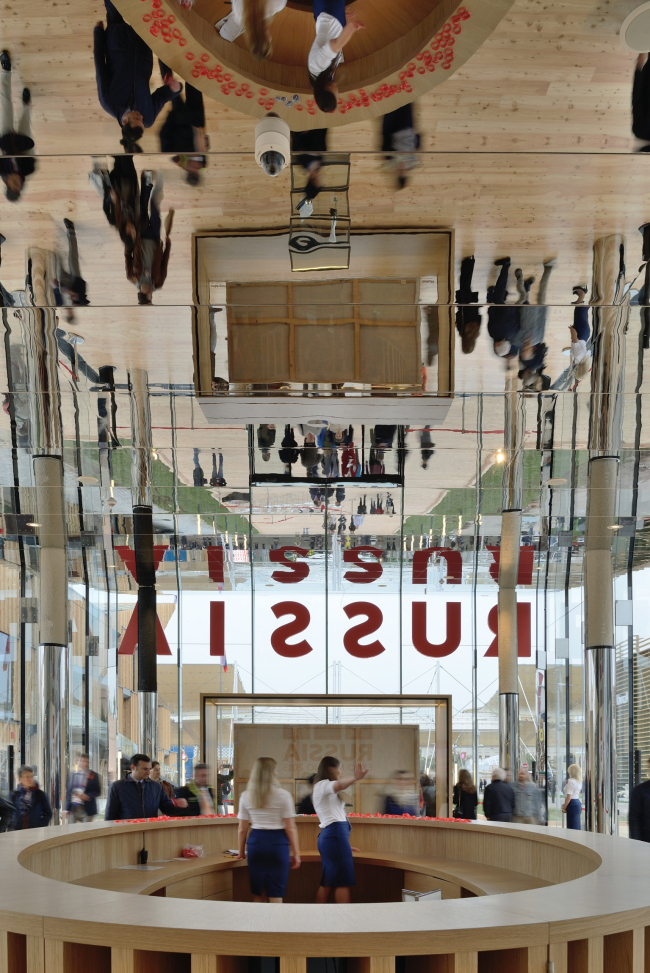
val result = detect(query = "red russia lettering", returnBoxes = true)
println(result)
[343,602,385,658]
[207,546,224,583]
[486,546,534,586]
[343,547,383,583]
[252,601,534,661]
[117,604,172,656]
[411,602,461,657]
[270,602,313,657]
[210,601,225,656]
[484,602,531,657]
[270,546,310,584]
[412,548,462,585]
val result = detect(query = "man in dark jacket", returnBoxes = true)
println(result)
[629,763,650,842]
[175,763,218,816]
[94,1,182,147]
[381,103,421,190]
[65,753,102,823]
[483,767,516,822]
[10,766,52,829]
[104,753,187,820]
[1,51,35,202]
[158,62,207,186]
[487,258,520,359]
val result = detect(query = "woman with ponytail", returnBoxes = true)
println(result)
[217,0,287,59]
[312,757,367,903]
[308,0,364,114]
[236,757,301,902]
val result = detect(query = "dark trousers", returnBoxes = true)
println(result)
[104,0,125,26]
[491,261,510,305]
[139,179,161,241]
[381,104,414,152]
[633,63,650,140]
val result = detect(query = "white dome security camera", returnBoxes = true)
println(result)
[255,113,290,176]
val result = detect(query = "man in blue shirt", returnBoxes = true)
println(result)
[105,754,187,821]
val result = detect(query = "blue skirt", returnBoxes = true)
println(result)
[566,798,582,830]
[313,0,346,28]
[247,829,290,897]
[318,820,356,888]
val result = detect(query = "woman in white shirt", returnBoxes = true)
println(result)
[562,763,582,830]
[312,755,367,903]
[308,0,364,113]
[217,0,287,60]
[237,757,301,902]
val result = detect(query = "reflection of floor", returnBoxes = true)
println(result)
[4,0,636,154]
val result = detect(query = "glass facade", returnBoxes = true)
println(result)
[0,373,648,826]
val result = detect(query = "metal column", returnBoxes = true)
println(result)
[129,370,157,759]
[24,305,68,823]
[498,378,525,776]
[584,234,628,834]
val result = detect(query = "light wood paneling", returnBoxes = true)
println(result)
[547,943,567,973]
[111,950,134,973]
[0,817,649,962]
[403,870,461,899]
[44,941,63,973]
[279,959,306,973]
[26,939,44,973]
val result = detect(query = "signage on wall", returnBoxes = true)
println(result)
[207,545,533,661]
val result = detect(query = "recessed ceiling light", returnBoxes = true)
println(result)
[546,478,567,487]
[78,475,98,484]
[26,522,41,528]
[608,525,621,530]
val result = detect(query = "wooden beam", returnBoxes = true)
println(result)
[43,942,63,973]
[26,939,44,973]
[279,959,306,973]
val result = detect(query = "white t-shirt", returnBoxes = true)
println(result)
[312,779,347,828]
[564,777,581,800]
[238,786,295,829]
[571,339,588,364]
[231,0,286,27]
[308,13,344,77]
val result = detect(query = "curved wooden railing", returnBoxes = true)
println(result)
[1,816,648,973]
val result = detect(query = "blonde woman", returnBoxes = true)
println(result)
[217,0,287,60]
[237,757,300,902]
[562,764,582,830]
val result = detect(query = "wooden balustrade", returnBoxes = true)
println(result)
[1,818,649,973]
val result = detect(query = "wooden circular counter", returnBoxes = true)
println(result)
[111,0,518,127]
[0,816,648,973]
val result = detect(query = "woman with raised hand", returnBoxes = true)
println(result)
[237,757,301,902]
[217,0,287,60]
[308,0,364,113]
[312,757,367,903]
